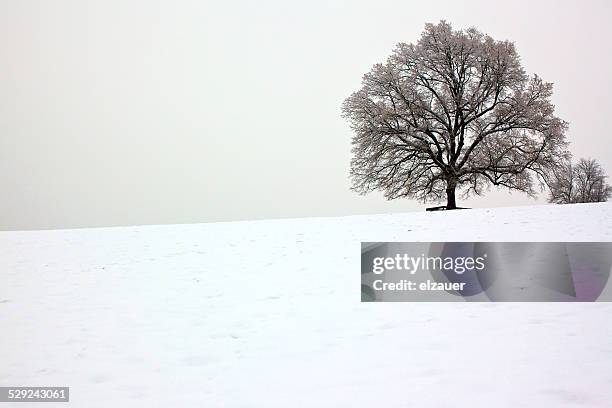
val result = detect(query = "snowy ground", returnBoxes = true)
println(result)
[1,203,612,407]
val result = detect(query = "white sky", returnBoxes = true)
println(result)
[1,0,610,229]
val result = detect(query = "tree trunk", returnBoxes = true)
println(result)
[446,182,457,209]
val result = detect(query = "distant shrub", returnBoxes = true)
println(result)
[548,158,612,204]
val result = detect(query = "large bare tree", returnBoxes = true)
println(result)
[548,158,612,204]
[342,21,569,209]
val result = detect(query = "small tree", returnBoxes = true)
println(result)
[342,21,569,209]
[548,158,612,204]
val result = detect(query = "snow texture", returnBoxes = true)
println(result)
[1,203,612,407]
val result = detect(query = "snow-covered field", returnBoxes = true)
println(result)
[1,203,612,407]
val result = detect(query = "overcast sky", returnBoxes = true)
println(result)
[1,0,610,230]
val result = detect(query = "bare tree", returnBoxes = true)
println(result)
[342,21,569,209]
[548,158,612,204]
